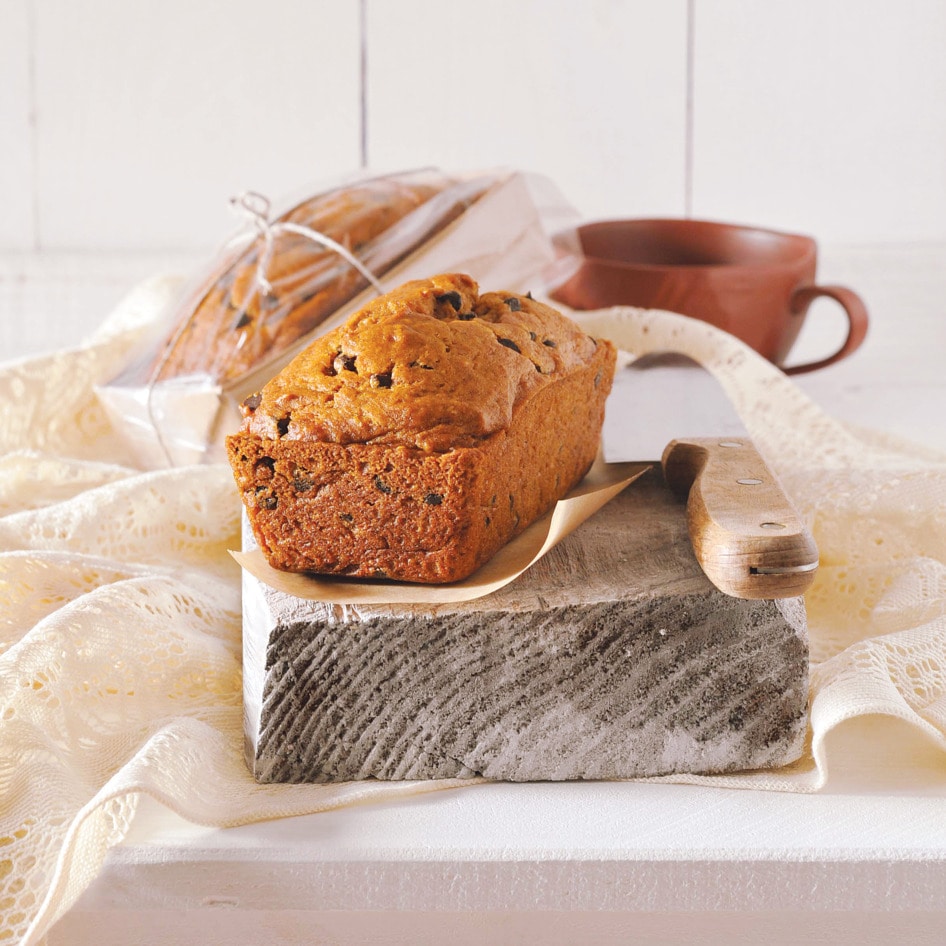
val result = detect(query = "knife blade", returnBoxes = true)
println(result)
[603,352,818,599]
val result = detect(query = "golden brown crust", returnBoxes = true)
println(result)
[240,273,603,452]
[227,274,616,584]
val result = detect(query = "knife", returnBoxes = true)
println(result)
[603,352,818,599]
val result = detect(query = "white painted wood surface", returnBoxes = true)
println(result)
[47,716,946,945]
[366,1,689,222]
[0,0,33,248]
[691,0,946,242]
[10,0,364,252]
[4,2,946,250]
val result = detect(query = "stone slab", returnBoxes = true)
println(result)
[242,468,809,783]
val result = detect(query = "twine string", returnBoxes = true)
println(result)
[228,191,386,296]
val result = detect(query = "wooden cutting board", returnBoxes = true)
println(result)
[241,467,809,783]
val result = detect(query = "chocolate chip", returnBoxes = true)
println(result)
[436,291,462,311]
[242,393,262,411]
[457,312,476,321]
[370,372,393,389]
[255,489,277,510]
[542,338,557,348]
[374,476,392,494]
[233,311,252,330]
[526,291,534,299]
[504,297,521,311]
[276,417,290,437]
[293,476,313,491]
[424,493,443,505]
[529,331,537,340]
[339,512,354,522]
[497,337,521,353]
[333,353,357,374]
[255,456,275,476]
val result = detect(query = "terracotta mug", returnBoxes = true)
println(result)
[548,218,869,374]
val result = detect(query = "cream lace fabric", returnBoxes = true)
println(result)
[2,277,945,943]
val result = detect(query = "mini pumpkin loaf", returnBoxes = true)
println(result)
[226,273,616,584]
[149,173,451,384]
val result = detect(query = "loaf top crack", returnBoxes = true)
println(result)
[237,273,606,453]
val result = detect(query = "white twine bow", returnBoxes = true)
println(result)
[228,190,386,297]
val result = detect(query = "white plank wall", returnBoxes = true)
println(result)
[365,1,689,222]
[0,0,33,249]
[2,0,365,252]
[30,1,364,250]
[2,0,945,252]
[691,0,946,242]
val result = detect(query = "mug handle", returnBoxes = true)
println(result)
[784,284,869,375]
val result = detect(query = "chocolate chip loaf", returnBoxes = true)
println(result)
[148,171,457,385]
[226,273,616,584]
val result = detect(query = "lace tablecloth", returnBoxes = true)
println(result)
[1,276,945,944]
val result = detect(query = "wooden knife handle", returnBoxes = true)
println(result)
[661,437,819,599]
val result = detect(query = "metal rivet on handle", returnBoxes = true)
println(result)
[738,478,763,485]
[719,440,743,448]
[760,522,786,530]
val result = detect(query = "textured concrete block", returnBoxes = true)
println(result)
[242,468,809,783]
